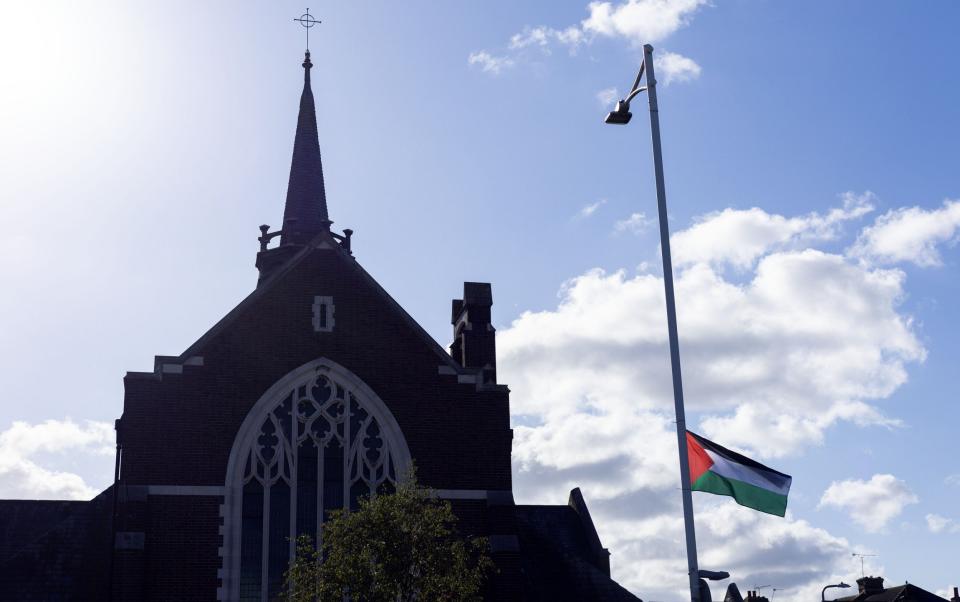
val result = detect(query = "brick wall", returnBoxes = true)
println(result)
[113,245,515,598]
[119,248,512,491]
[144,495,221,600]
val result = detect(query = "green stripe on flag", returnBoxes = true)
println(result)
[692,470,788,517]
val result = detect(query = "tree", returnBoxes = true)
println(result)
[285,473,493,602]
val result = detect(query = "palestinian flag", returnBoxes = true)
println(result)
[686,430,792,517]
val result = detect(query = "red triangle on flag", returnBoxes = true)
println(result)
[686,431,714,484]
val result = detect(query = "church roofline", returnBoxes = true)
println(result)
[126,50,507,390]
[126,237,474,383]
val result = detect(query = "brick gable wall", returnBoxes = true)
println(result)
[120,247,511,491]
[112,245,513,599]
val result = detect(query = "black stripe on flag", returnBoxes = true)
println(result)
[688,430,792,490]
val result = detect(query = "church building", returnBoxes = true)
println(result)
[0,51,640,602]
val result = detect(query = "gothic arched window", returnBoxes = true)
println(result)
[220,359,411,602]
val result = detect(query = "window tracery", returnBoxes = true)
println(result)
[225,362,407,602]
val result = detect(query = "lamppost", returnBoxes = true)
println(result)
[822,582,851,602]
[604,43,699,602]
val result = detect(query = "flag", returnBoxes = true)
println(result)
[686,430,792,517]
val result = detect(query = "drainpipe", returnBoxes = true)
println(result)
[108,418,123,602]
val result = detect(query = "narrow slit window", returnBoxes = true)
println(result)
[312,296,335,332]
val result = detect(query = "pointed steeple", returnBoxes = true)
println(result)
[280,51,329,245]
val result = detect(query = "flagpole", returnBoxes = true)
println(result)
[642,44,701,602]
[604,43,701,602]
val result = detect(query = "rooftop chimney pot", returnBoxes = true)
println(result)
[857,576,885,595]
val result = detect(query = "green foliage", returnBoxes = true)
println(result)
[285,472,493,602]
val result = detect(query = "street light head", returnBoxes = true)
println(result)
[839,583,851,589]
[604,100,633,125]
[699,570,730,581]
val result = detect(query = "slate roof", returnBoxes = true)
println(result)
[0,499,85,563]
[0,488,113,600]
[511,489,641,601]
[835,584,948,602]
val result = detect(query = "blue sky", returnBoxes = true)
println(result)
[1,1,958,600]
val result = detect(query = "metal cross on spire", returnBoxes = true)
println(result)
[293,8,320,51]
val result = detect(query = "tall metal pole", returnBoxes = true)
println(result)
[642,43,701,602]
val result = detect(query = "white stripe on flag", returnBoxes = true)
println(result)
[704,449,791,496]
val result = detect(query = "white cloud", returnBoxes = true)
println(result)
[582,0,707,44]
[556,26,588,48]
[503,250,920,451]
[936,587,960,601]
[501,215,922,457]
[579,199,607,218]
[510,26,552,50]
[501,195,933,599]
[700,400,901,460]
[850,199,960,267]
[946,474,960,487]
[509,26,587,54]
[512,404,859,601]
[614,212,652,234]
[672,192,875,269]
[507,25,586,54]
[608,503,856,601]
[818,474,918,533]
[472,0,706,80]
[467,51,514,75]
[596,87,619,107]
[0,419,114,500]
[655,51,701,84]
[925,513,960,534]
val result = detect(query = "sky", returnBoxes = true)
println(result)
[1,1,958,600]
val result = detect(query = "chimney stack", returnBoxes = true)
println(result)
[744,590,769,602]
[450,282,497,384]
[949,586,959,602]
[857,576,885,596]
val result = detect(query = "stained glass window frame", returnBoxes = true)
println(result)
[219,359,411,602]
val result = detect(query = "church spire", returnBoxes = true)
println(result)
[280,50,329,245]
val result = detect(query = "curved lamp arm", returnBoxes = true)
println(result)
[822,583,851,602]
